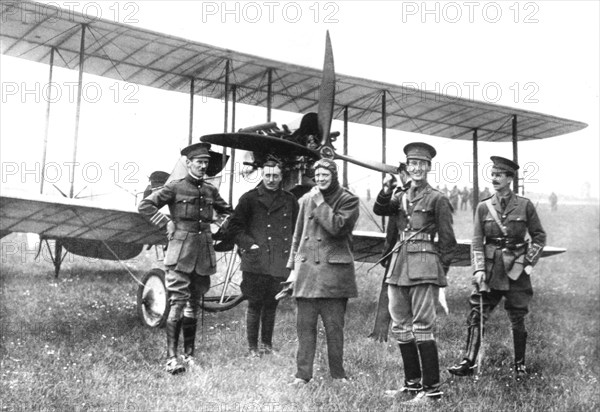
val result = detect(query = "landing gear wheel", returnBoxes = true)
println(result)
[200,247,245,312]
[137,268,170,328]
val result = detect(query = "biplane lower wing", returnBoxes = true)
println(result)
[0,192,166,260]
[351,231,565,267]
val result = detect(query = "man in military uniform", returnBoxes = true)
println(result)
[138,142,232,374]
[374,142,456,404]
[227,160,298,356]
[448,156,546,381]
[369,162,410,342]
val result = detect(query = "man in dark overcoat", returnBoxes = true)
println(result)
[138,142,232,374]
[227,160,299,356]
[373,142,457,404]
[448,156,546,381]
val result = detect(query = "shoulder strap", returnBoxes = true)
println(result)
[485,198,508,236]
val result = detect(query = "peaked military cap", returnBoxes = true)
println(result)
[404,142,437,162]
[181,142,211,159]
[490,156,519,173]
[149,171,169,183]
[148,171,170,187]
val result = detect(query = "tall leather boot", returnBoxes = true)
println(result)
[514,330,527,382]
[384,340,422,398]
[399,340,422,392]
[403,340,442,404]
[182,317,197,363]
[448,325,480,376]
[165,319,185,374]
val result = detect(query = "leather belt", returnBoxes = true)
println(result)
[399,231,432,242]
[175,220,212,232]
[486,237,525,249]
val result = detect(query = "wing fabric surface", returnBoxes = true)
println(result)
[0,193,166,246]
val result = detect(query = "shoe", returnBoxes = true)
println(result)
[181,354,196,367]
[275,283,293,300]
[165,357,186,375]
[402,389,443,405]
[448,359,476,377]
[260,343,273,355]
[248,347,261,358]
[515,364,527,382]
[384,381,423,398]
[289,378,308,387]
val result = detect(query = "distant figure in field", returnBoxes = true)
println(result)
[549,192,558,211]
[480,187,492,200]
[460,187,470,211]
[449,186,460,212]
[442,185,449,198]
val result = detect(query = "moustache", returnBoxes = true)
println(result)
[492,181,499,185]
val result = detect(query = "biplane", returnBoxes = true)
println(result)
[0,1,584,328]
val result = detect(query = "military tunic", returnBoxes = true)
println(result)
[138,174,232,275]
[469,191,546,327]
[374,183,456,343]
[374,183,457,286]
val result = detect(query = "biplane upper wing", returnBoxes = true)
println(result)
[0,1,587,141]
[0,191,166,246]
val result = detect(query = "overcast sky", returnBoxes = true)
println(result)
[1,1,598,203]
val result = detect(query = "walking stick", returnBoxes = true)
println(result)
[476,288,487,378]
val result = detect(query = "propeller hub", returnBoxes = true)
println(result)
[319,146,335,159]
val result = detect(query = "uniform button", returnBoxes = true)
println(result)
[407,216,411,220]
[283,226,287,229]
[268,237,272,240]
[284,239,288,241]
[267,224,271,227]
[409,203,413,206]
[200,208,203,211]
[404,228,408,232]
[308,215,313,219]
[283,214,287,217]
[502,215,507,219]
[422,209,426,212]
[301,257,307,262]
[422,249,427,252]
[284,250,289,253]
[305,236,309,240]
[317,238,322,241]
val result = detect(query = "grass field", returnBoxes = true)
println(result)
[1,203,598,411]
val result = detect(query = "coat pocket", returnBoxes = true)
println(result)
[326,244,353,264]
[405,241,440,280]
[164,230,187,266]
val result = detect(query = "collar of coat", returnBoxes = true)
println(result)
[407,182,432,203]
[185,173,204,186]
[491,190,518,215]
[257,183,287,212]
